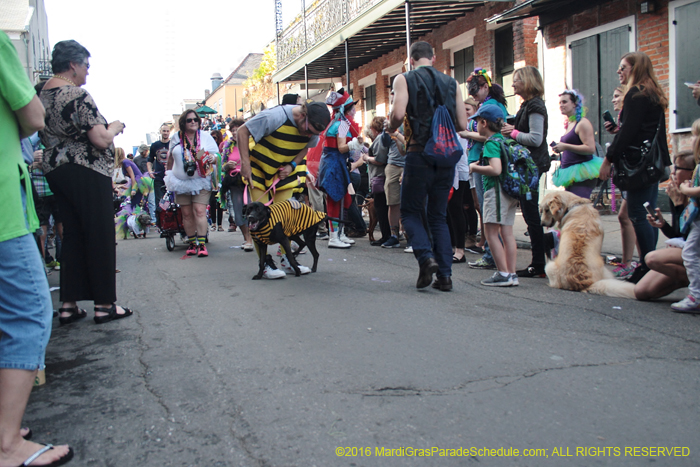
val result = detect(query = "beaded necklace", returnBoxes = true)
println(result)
[180,130,200,162]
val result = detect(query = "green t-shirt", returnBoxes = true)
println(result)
[0,31,39,242]
[467,100,508,164]
[480,133,506,192]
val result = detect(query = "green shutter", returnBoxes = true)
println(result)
[675,1,700,130]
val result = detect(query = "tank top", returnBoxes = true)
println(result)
[560,121,592,169]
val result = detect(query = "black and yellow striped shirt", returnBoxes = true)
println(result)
[250,118,308,193]
[250,199,326,245]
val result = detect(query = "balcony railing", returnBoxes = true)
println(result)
[276,0,383,71]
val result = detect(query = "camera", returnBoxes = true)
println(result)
[184,160,197,177]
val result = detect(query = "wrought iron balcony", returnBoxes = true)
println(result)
[276,0,384,71]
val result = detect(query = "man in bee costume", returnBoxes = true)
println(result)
[238,101,331,279]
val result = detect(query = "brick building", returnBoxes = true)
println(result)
[272,0,697,162]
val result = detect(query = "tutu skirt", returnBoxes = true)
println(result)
[552,156,603,188]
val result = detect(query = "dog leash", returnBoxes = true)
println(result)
[243,176,280,207]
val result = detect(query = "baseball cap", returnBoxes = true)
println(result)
[138,144,149,153]
[305,101,331,132]
[469,105,504,123]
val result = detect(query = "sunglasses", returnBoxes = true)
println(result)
[674,166,694,172]
[186,118,200,124]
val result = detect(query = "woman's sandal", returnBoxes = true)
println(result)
[93,304,133,324]
[58,306,87,326]
[20,444,74,467]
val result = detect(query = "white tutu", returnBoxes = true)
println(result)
[164,170,210,195]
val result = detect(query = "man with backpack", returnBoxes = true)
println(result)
[388,41,468,291]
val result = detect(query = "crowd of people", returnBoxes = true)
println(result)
[2,32,700,466]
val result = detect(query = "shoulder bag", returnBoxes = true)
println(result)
[612,113,671,191]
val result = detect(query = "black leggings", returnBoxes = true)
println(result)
[46,164,116,304]
[373,191,391,241]
[447,180,469,249]
[208,190,224,226]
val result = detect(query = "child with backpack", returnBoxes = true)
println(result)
[468,106,519,286]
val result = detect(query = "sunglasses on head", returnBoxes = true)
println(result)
[186,118,200,123]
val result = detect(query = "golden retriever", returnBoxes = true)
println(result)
[539,191,635,299]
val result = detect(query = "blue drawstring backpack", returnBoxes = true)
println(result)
[417,72,462,167]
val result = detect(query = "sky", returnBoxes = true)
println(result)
[44,0,301,151]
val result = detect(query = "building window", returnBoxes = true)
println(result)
[670,0,700,131]
[568,21,632,146]
[454,46,474,101]
[364,84,376,122]
[495,26,515,113]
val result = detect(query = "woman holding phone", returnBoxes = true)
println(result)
[599,51,668,284]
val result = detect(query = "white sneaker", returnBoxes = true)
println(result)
[328,231,351,249]
[404,246,413,253]
[338,231,355,244]
[280,256,311,275]
[510,273,519,286]
[262,265,286,280]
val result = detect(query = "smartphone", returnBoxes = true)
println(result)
[602,110,616,124]
[506,115,516,125]
[550,141,557,148]
[643,201,658,219]
[685,82,697,88]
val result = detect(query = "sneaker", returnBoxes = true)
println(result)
[339,232,355,244]
[262,264,286,280]
[197,244,208,257]
[481,272,514,287]
[404,246,413,253]
[510,273,519,286]
[671,295,700,313]
[280,256,311,275]
[46,260,60,270]
[329,236,351,249]
[613,261,638,279]
[516,265,546,278]
[465,246,484,254]
[469,258,497,270]
[381,237,401,248]
[297,246,307,254]
[186,243,198,256]
[242,242,254,252]
[316,232,329,240]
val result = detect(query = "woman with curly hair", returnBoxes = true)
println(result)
[551,89,601,199]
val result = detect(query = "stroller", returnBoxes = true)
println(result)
[158,191,187,251]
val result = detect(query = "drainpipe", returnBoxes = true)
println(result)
[22,32,32,81]
[305,64,309,101]
[404,1,411,71]
[345,40,350,93]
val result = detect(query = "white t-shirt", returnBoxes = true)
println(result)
[164,130,219,194]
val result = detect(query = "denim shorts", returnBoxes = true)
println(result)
[0,188,53,370]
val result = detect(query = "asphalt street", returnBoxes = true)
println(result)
[29,227,699,467]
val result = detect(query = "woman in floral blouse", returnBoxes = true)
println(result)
[40,40,132,325]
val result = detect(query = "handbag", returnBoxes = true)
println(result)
[613,113,670,191]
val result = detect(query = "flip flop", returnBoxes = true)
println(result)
[452,255,466,263]
[58,306,87,326]
[20,444,74,467]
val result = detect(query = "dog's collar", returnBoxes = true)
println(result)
[559,203,583,224]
